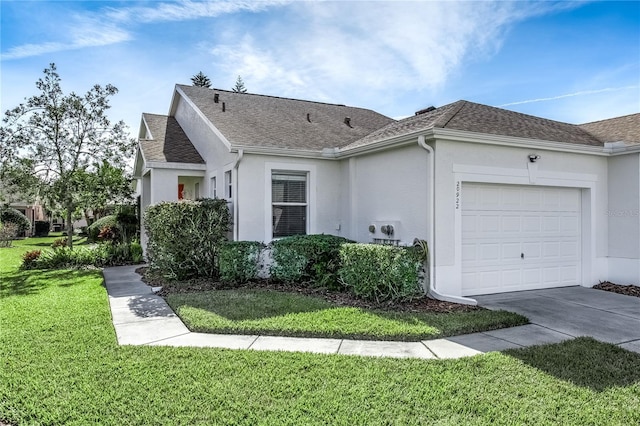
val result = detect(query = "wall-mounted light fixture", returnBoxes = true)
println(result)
[528,154,541,163]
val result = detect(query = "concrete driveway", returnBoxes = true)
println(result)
[474,286,640,353]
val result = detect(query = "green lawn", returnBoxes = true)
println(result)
[2,237,640,425]
[167,289,527,341]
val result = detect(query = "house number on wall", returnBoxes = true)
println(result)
[455,181,461,210]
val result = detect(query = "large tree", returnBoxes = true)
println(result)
[0,63,135,247]
[232,75,247,93]
[191,71,212,88]
[76,161,133,224]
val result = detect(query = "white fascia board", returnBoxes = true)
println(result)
[338,129,437,158]
[230,145,328,159]
[432,128,609,156]
[173,85,233,151]
[146,161,207,171]
[141,115,153,140]
[607,144,640,156]
[133,147,146,178]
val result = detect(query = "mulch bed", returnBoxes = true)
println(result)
[593,281,640,298]
[134,266,479,314]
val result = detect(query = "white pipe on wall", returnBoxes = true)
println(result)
[418,136,477,306]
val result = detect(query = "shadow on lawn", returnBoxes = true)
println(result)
[0,268,99,297]
[504,337,640,392]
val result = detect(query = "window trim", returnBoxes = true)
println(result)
[224,170,232,199]
[264,162,316,242]
[210,176,217,198]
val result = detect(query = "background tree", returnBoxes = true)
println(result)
[0,63,135,248]
[191,71,212,88]
[77,161,133,225]
[232,75,247,93]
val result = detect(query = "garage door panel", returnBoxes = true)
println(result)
[462,183,581,295]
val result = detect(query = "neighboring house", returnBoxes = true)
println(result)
[6,201,48,236]
[134,85,640,303]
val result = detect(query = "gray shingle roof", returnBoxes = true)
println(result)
[140,113,205,164]
[579,113,640,145]
[177,85,395,150]
[345,100,605,150]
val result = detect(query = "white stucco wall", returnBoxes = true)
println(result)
[235,154,344,242]
[347,144,430,245]
[432,139,610,296]
[607,153,640,284]
[174,95,236,197]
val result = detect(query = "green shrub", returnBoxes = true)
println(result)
[0,222,19,247]
[115,205,138,243]
[144,198,231,280]
[51,237,68,249]
[34,221,50,237]
[87,215,117,242]
[22,242,144,270]
[219,241,264,284]
[0,208,30,236]
[338,243,423,302]
[270,234,352,289]
[97,224,120,242]
[130,240,143,263]
[21,250,42,269]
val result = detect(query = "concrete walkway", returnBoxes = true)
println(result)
[103,265,640,359]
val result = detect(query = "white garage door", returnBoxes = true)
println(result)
[462,183,581,295]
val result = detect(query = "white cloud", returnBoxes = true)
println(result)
[1,20,131,60]
[206,1,573,102]
[104,0,291,24]
[1,0,290,60]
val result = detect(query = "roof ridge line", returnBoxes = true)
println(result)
[177,84,352,108]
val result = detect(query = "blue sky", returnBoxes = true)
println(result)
[1,1,639,138]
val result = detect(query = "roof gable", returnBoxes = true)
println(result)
[176,85,395,151]
[139,113,205,164]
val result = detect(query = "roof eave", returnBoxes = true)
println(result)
[432,128,611,156]
[146,161,207,171]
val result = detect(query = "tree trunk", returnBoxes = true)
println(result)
[84,209,93,226]
[66,206,73,249]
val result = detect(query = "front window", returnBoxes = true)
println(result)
[272,172,307,237]
[225,171,232,199]
[211,177,217,198]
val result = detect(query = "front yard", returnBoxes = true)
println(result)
[1,237,640,425]
[166,288,526,341]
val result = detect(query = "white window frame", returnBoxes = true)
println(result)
[210,176,217,198]
[224,170,232,199]
[264,162,316,242]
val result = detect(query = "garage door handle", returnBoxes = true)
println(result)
[521,253,524,259]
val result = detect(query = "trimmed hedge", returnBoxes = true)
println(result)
[34,221,50,237]
[144,199,231,280]
[219,241,264,284]
[87,215,117,242]
[270,234,352,289]
[339,243,423,302]
[0,208,30,235]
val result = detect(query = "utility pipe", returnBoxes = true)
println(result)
[232,149,244,240]
[418,136,477,305]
